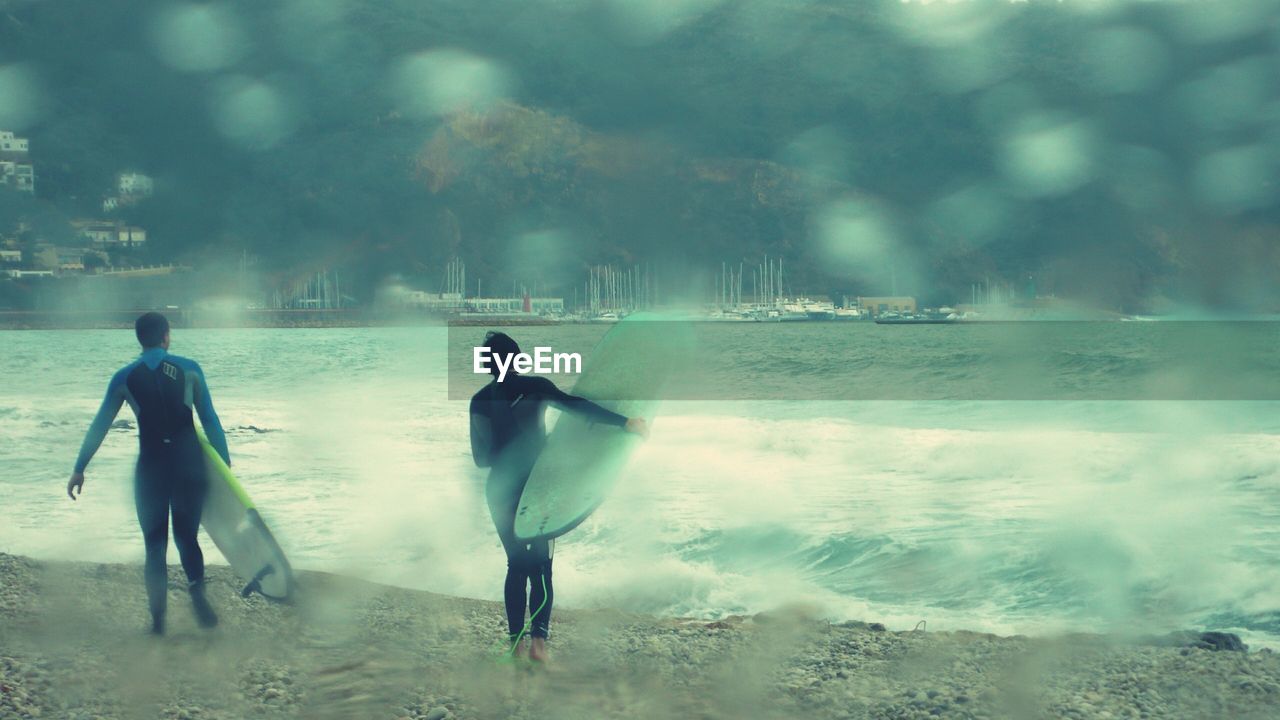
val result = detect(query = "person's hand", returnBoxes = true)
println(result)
[624,417,649,439]
[67,472,85,501]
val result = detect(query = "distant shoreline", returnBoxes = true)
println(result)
[4,310,1276,330]
[0,309,562,330]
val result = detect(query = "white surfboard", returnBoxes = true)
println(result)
[197,430,295,600]
[513,314,692,541]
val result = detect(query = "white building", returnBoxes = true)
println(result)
[466,297,565,314]
[395,290,565,315]
[117,226,147,247]
[117,172,154,197]
[0,161,34,193]
[52,247,85,272]
[0,249,21,264]
[401,291,466,311]
[73,220,116,244]
[0,131,29,155]
[72,220,146,247]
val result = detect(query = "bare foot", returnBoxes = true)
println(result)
[510,637,529,659]
[529,637,549,663]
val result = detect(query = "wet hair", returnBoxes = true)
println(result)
[135,312,169,348]
[483,331,521,376]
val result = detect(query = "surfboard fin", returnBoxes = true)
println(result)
[241,565,276,598]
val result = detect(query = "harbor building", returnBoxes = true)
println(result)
[400,291,466,312]
[397,290,564,315]
[467,296,565,315]
[856,296,917,316]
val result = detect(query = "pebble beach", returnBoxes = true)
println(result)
[1,553,1276,720]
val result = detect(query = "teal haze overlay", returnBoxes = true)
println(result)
[3,328,1278,648]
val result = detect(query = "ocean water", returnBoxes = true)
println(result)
[2,325,1278,647]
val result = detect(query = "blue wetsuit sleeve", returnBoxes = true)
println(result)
[192,362,231,466]
[74,371,126,473]
[533,377,628,427]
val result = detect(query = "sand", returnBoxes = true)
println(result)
[0,553,1276,720]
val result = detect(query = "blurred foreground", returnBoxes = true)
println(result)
[1,553,1276,720]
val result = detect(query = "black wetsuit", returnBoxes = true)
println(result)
[74,347,229,620]
[469,373,626,639]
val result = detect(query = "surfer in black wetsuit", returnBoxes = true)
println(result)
[66,312,229,635]
[470,331,647,662]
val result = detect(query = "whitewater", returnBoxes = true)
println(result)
[2,325,1277,647]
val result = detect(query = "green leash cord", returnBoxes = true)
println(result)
[495,574,549,662]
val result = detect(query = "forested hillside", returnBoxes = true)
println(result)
[1,0,1277,311]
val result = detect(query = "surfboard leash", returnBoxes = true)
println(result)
[494,574,550,663]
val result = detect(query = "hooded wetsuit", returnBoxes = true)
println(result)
[469,373,626,640]
[74,347,229,618]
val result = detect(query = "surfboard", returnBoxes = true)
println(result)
[196,429,295,601]
[513,313,692,542]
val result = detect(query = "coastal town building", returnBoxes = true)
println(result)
[57,249,85,272]
[102,172,155,212]
[72,219,147,247]
[0,249,21,265]
[117,172,154,197]
[72,220,115,245]
[117,226,147,247]
[91,264,185,278]
[0,131,29,156]
[856,296,917,316]
[31,245,90,273]
[0,160,35,193]
[0,132,34,193]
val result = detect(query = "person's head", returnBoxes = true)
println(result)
[483,331,520,378]
[135,312,170,349]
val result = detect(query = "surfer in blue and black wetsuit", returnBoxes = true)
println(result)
[66,312,229,635]
[470,331,647,663]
